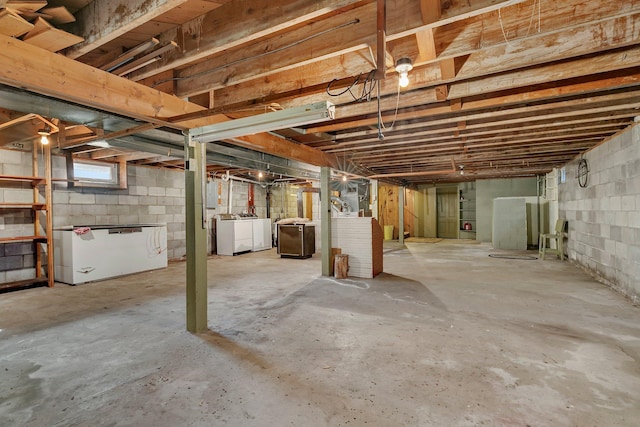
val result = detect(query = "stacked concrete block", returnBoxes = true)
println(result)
[50,159,187,260]
[559,125,640,303]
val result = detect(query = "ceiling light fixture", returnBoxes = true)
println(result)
[459,165,464,175]
[395,57,413,88]
[258,171,264,179]
[190,101,335,142]
[38,124,51,145]
[342,175,347,182]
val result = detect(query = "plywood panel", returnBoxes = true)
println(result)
[492,197,527,250]
[378,184,399,240]
[6,1,47,13]
[0,8,33,37]
[41,6,76,25]
[403,188,416,238]
[23,17,84,52]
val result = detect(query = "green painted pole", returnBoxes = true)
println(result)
[185,134,208,333]
[321,166,332,276]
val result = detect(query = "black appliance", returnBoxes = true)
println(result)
[277,224,315,258]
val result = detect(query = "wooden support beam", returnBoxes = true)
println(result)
[367,160,457,179]
[375,0,387,80]
[0,34,338,168]
[130,0,368,82]
[308,49,640,134]
[65,0,188,59]
[449,46,640,100]
[416,0,441,62]
[135,0,526,88]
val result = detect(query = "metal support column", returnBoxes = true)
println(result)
[321,166,332,276]
[399,186,405,245]
[185,133,208,333]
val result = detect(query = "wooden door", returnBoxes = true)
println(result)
[437,188,458,238]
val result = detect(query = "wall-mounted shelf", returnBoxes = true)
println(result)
[0,235,48,243]
[0,175,46,184]
[0,202,47,209]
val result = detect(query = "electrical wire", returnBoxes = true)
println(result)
[153,19,360,88]
[326,69,378,102]
[378,78,402,132]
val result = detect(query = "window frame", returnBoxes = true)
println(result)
[68,157,127,189]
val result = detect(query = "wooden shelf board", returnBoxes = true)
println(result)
[0,277,49,292]
[0,203,46,209]
[0,174,46,184]
[0,235,47,243]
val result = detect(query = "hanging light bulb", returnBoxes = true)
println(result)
[342,175,347,182]
[395,57,413,88]
[459,165,465,175]
[38,124,51,145]
[258,171,264,179]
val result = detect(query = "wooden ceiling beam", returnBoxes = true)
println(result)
[129,0,371,82]
[176,0,640,113]
[352,135,608,163]
[358,138,604,163]
[0,34,338,168]
[176,3,378,97]
[455,13,640,81]
[433,0,640,63]
[448,49,640,101]
[328,85,640,141]
[307,68,640,137]
[134,0,526,85]
[65,0,188,59]
[330,113,634,146]
[338,122,627,156]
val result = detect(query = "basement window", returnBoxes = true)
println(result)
[69,158,126,189]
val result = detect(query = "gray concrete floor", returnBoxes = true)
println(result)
[1,241,639,426]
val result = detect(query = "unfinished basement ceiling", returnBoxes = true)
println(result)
[1,0,639,184]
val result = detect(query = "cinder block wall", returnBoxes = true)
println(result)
[559,124,640,302]
[50,156,187,260]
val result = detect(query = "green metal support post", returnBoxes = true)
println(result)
[184,133,208,333]
[321,166,332,276]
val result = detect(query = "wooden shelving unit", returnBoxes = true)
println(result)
[0,143,54,290]
[459,181,476,240]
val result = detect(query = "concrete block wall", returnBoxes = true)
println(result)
[51,156,187,260]
[269,184,299,220]
[558,124,640,303]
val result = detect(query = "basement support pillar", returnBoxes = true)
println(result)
[371,179,379,220]
[321,166,332,276]
[184,134,208,333]
[399,186,405,245]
